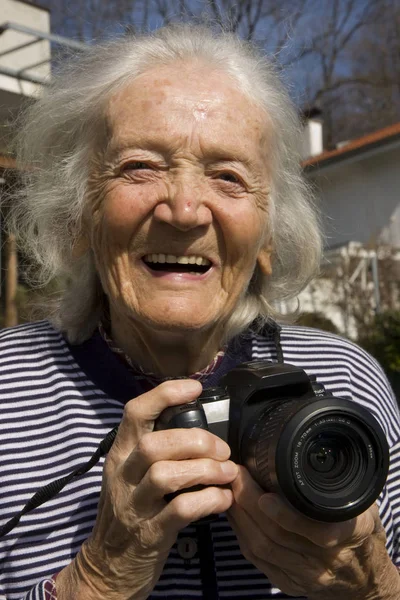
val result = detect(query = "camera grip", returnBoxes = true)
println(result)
[155,400,213,508]
[155,399,208,431]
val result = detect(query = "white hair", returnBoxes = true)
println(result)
[9,23,322,343]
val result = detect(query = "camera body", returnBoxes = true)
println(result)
[156,361,389,522]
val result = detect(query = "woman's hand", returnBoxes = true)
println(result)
[57,379,238,600]
[228,466,400,600]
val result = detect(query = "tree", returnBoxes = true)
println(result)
[32,0,312,54]
[334,0,400,143]
[29,0,400,148]
[297,0,384,147]
[358,310,400,400]
[319,243,400,338]
[4,0,400,328]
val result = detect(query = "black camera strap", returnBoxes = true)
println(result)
[197,523,219,600]
[271,321,284,363]
[193,320,283,600]
[0,427,119,538]
[255,318,284,363]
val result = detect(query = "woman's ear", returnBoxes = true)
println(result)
[257,245,273,276]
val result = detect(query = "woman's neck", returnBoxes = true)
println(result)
[109,314,224,378]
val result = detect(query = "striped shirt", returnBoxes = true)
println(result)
[0,320,399,599]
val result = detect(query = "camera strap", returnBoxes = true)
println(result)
[192,320,283,600]
[196,523,219,600]
[272,322,284,363]
[0,427,119,538]
[255,319,284,363]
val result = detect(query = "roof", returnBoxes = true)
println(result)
[302,121,400,171]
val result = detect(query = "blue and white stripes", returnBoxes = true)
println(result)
[0,321,399,599]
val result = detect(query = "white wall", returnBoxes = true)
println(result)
[297,145,400,336]
[306,142,400,248]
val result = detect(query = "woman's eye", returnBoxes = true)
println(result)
[217,172,241,184]
[123,161,151,171]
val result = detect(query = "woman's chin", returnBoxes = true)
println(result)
[147,316,216,335]
[137,308,221,336]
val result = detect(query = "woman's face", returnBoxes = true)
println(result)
[88,62,271,337]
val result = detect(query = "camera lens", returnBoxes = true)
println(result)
[309,440,339,472]
[308,436,347,474]
[241,395,389,522]
[302,431,365,496]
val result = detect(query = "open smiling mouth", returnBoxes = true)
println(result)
[143,253,212,275]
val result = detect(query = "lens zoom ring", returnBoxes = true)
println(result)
[252,400,299,490]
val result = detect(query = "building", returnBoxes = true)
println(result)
[1,5,399,331]
[0,0,87,326]
[0,0,50,325]
[303,121,400,249]
[299,118,400,336]
[0,0,51,161]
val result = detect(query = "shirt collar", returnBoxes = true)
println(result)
[98,321,226,385]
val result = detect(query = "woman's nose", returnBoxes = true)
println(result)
[153,179,212,231]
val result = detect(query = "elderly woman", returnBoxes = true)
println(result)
[0,24,399,600]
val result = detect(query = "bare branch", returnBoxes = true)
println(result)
[206,0,225,27]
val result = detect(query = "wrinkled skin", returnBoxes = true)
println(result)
[55,61,399,600]
[84,61,271,377]
[57,382,400,600]
[57,380,239,599]
[58,60,271,600]
[228,466,400,600]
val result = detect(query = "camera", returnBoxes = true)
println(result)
[156,361,389,522]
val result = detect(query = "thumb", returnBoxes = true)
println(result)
[112,379,202,455]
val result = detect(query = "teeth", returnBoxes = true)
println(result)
[144,253,211,266]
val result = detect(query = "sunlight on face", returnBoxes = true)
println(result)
[88,61,271,339]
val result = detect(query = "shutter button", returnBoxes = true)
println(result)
[177,537,197,559]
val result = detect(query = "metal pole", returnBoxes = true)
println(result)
[0,176,5,299]
[0,185,2,299]
[4,232,18,327]
[0,37,40,58]
[0,64,48,85]
[371,252,381,313]
[0,22,88,51]
[19,58,52,73]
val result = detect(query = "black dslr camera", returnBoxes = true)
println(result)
[156,361,389,522]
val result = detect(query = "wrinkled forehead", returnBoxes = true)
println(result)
[104,62,272,162]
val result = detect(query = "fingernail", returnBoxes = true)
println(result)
[220,461,238,477]
[182,379,202,392]
[222,488,233,501]
[215,439,231,459]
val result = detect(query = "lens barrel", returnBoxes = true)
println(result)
[241,395,389,522]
